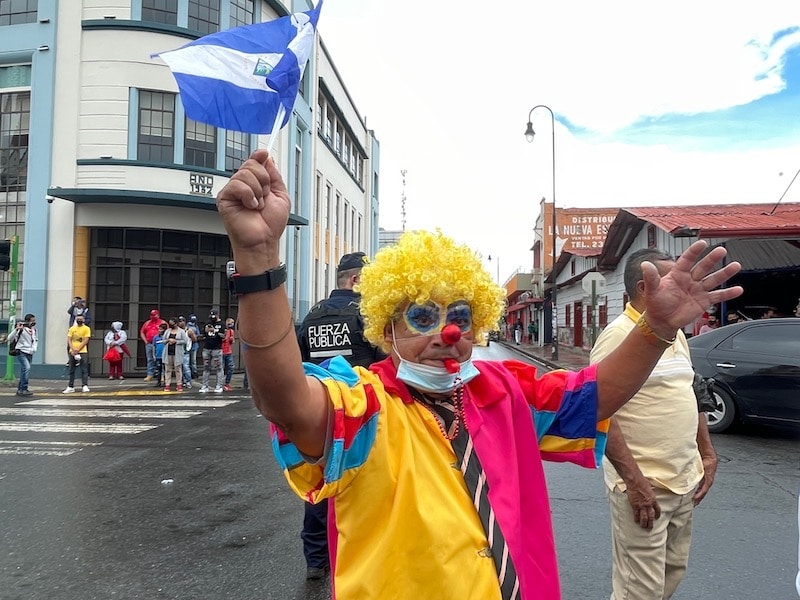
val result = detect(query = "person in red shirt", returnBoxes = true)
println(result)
[140,309,167,381]
[222,317,235,391]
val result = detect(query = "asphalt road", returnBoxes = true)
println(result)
[1,345,798,599]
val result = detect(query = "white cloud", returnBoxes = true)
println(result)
[317,1,800,280]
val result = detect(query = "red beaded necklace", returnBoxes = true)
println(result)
[410,378,465,440]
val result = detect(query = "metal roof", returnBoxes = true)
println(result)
[722,238,800,271]
[596,202,800,270]
[623,203,800,238]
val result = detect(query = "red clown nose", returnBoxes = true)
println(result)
[440,324,462,345]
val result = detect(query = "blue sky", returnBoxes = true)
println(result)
[317,1,800,279]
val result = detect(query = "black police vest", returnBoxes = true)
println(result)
[301,300,375,368]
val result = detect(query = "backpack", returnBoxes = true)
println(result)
[8,335,20,356]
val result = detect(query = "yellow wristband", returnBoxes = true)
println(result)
[636,313,677,348]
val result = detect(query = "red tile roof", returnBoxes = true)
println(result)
[623,202,800,238]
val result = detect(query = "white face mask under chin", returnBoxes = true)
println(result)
[391,323,479,393]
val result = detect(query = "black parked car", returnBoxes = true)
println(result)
[688,318,800,433]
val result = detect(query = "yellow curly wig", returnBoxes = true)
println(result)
[357,230,506,353]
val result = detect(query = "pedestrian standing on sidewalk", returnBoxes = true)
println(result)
[64,315,91,393]
[103,321,127,380]
[199,310,225,393]
[8,313,37,397]
[222,316,236,391]
[161,317,188,392]
[67,296,91,326]
[177,316,195,388]
[140,309,167,381]
[153,323,168,387]
[514,320,522,345]
[186,314,201,378]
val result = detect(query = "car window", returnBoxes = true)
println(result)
[730,323,800,359]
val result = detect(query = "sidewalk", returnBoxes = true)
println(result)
[498,340,590,371]
[0,373,249,397]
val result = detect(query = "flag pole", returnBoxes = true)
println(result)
[264,104,286,157]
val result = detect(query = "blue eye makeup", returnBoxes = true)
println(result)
[445,303,472,332]
[402,301,472,335]
[404,302,441,334]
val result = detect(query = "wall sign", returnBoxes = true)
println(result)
[189,173,214,196]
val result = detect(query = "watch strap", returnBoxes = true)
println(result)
[229,264,287,296]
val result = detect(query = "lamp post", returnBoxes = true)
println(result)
[525,105,558,361]
[487,254,500,285]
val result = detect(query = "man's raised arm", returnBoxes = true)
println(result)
[595,241,742,419]
[216,150,329,458]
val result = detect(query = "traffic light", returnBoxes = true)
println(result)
[0,240,10,271]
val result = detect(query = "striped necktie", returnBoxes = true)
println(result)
[417,390,521,599]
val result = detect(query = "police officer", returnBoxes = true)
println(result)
[296,252,387,579]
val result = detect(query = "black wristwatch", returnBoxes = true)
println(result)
[228,263,287,296]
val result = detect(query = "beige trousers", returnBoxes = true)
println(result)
[608,485,695,600]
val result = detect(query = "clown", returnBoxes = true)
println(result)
[215,150,743,600]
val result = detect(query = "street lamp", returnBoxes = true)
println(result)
[487,254,500,285]
[525,104,558,361]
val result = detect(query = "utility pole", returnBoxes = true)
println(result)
[400,169,407,231]
[4,235,19,381]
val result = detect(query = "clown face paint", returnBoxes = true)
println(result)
[402,300,472,337]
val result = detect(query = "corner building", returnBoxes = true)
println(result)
[0,0,380,376]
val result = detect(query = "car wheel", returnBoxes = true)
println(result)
[705,387,737,433]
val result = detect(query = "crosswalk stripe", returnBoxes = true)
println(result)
[20,398,239,408]
[0,439,102,457]
[0,422,160,434]
[0,408,204,419]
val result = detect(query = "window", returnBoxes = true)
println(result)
[0,92,30,193]
[342,140,349,166]
[184,117,216,168]
[647,224,656,248]
[731,323,800,358]
[334,124,342,155]
[138,91,175,163]
[229,0,254,27]
[294,143,301,207]
[0,0,37,25]
[141,0,178,24]
[188,0,220,34]
[224,130,249,171]
[565,305,571,327]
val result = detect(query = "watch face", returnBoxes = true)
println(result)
[226,260,236,279]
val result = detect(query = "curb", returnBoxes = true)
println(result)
[498,342,563,370]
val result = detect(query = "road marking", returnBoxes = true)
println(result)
[0,408,204,419]
[0,397,244,457]
[20,398,239,408]
[0,439,101,457]
[0,422,160,434]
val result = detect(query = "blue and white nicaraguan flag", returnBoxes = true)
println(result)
[153,1,323,134]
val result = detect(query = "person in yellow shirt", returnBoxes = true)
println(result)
[590,248,717,600]
[64,315,92,393]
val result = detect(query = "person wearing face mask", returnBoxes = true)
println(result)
[294,251,387,580]
[64,314,92,393]
[199,310,225,393]
[7,313,38,396]
[215,151,743,600]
